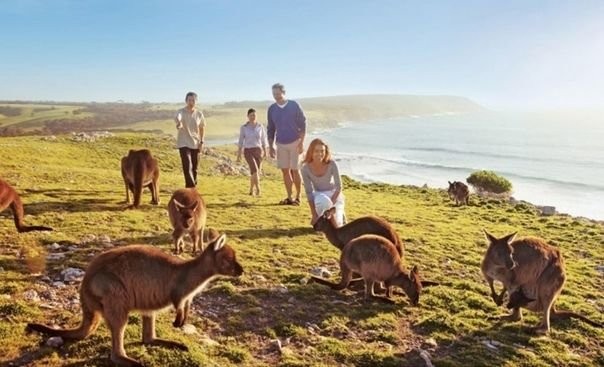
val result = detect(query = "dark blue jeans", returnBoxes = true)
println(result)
[179,147,200,188]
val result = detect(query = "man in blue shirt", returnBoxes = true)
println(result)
[267,83,307,205]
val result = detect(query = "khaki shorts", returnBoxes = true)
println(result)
[276,140,301,169]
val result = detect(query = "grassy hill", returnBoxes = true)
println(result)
[0,134,602,366]
[0,94,484,139]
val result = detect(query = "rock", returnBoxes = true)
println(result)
[422,183,429,189]
[41,276,51,283]
[61,267,85,283]
[23,289,40,302]
[538,206,556,216]
[181,324,197,335]
[482,340,499,351]
[274,284,288,294]
[423,338,438,348]
[299,278,308,285]
[272,339,283,353]
[200,336,219,346]
[80,234,97,244]
[418,349,434,367]
[252,275,267,282]
[310,267,332,278]
[287,296,295,303]
[0,266,4,272]
[49,243,61,251]
[47,253,66,260]
[596,265,604,275]
[68,246,78,252]
[98,235,112,245]
[52,281,66,288]
[46,336,64,348]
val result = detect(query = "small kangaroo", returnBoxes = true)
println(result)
[27,234,243,367]
[313,208,404,256]
[313,208,405,293]
[168,188,207,254]
[447,181,469,206]
[0,178,52,233]
[121,149,160,209]
[481,230,603,333]
[506,288,536,309]
[311,234,437,305]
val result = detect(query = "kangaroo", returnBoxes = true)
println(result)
[447,181,469,206]
[481,230,603,334]
[168,188,207,254]
[313,208,405,293]
[311,234,437,305]
[0,178,52,233]
[121,149,160,209]
[506,288,536,309]
[27,234,243,367]
[313,207,404,256]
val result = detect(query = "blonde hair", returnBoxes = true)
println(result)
[304,138,332,164]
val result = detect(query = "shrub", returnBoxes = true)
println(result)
[466,170,512,194]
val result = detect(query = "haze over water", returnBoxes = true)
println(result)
[315,111,604,220]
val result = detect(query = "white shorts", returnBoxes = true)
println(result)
[313,190,345,227]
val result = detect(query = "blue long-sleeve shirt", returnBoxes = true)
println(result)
[267,100,306,145]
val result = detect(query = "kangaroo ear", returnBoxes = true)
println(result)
[421,280,439,288]
[213,234,227,251]
[483,229,497,244]
[448,181,452,185]
[190,201,199,212]
[504,232,517,244]
[412,265,419,274]
[173,199,185,209]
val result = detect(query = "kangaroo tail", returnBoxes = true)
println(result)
[551,308,603,328]
[132,161,144,208]
[10,196,52,232]
[27,303,101,340]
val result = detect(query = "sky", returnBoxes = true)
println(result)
[0,0,603,109]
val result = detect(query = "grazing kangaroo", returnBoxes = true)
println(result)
[121,149,160,209]
[311,234,437,305]
[481,230,603,333]
[313,208,404,293]
[0,178,52,233]
[313,208,404,257]
[27,234,243,367]
[168,188,207,254]
[447,181,469,206]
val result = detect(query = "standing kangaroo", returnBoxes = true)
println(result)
[481,230,603,333]
[0,178,52,233]
[27,234,243,367]
[168,188,207,254]
[121,149,160,209]
[447,181,469,206]
[311,234,437,305]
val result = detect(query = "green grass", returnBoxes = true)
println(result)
[0,133,602,366]
[0,103,92,128]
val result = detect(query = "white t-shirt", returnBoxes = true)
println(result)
[175,107,205,149]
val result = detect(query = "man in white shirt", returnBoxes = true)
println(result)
[174,91,205,188]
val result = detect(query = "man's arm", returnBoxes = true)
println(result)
[296,102,307,153]
[198,112,206,149]
[267,106,276,158]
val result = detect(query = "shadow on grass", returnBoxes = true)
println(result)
[1,345,58,367]
[199,283,406,338]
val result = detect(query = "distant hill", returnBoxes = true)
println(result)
[0,94,485,138]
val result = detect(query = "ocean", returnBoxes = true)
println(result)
[310,111,604,220]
